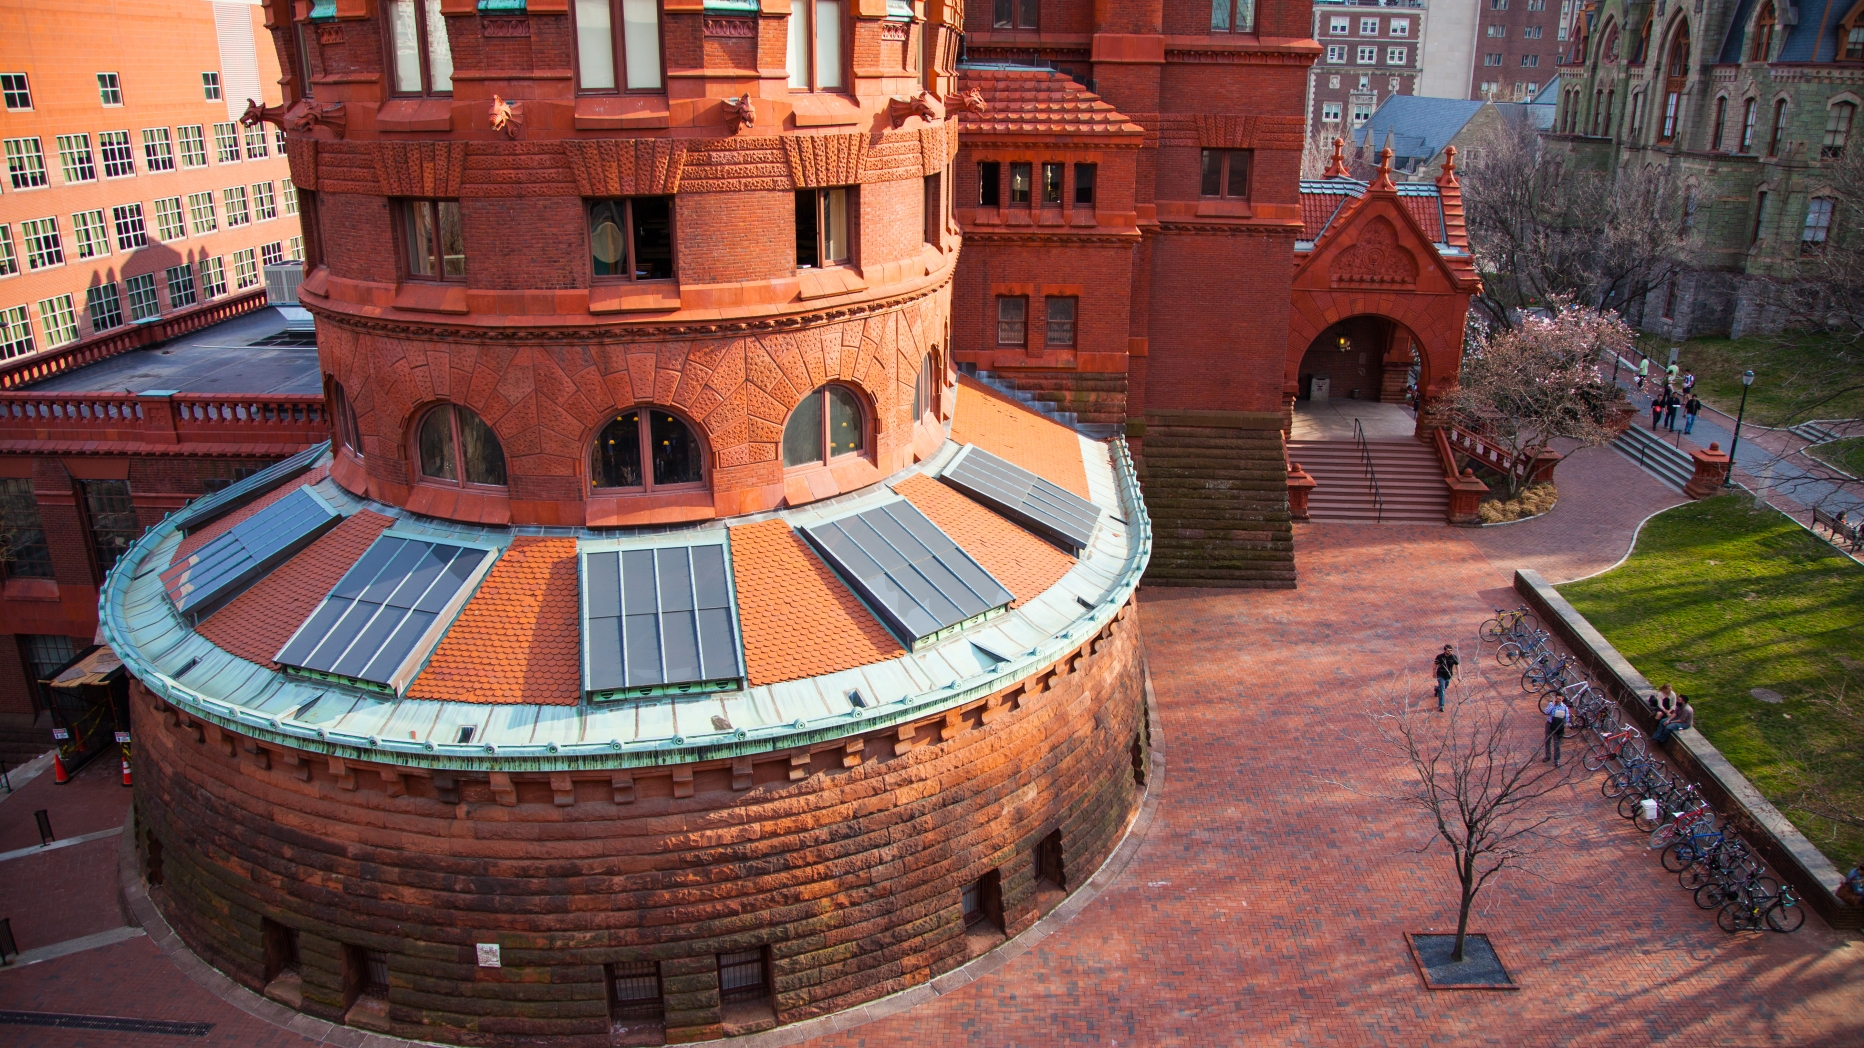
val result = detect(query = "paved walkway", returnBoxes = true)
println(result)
[3,451,1860,1046]
[1290,400,1416,440]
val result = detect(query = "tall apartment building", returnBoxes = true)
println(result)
[1308,0,1426,137]
[0,0,301,363]
[1414,0,1563,101]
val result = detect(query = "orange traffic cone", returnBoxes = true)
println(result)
[52,753,69,784]
[121,759,132,787]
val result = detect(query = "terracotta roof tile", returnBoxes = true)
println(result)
[955,68,1145,138]
[950,376,1091,500]
[175,465,331,560]
[195,509,394,668]
[406,537,581,706]
[728,518,903,687]
[893,474,1074,608]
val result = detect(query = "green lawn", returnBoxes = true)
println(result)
[1559,494,1864,870]
[1633,333,1864,428]
[1807,436,1864,478]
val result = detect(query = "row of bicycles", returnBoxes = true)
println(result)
[1479,607,1806,933]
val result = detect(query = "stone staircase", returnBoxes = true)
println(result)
[1286,439,1451,523]
[971,369,1124,439]
[1789,420,1847,444]
[1134,411,1295,588]
[1613,425,1694,492]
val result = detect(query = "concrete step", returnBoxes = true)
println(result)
[1613,425,1695,493]
[1286,438,1449,523]
[1789,421,1844,443]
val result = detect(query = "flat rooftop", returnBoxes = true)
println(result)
[26,307,320,396]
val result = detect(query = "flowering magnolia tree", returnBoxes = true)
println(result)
[1449,305,1634,500]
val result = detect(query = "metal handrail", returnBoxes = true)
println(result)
[1354,417,1383,523]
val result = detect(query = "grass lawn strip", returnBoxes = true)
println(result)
[1806,436,1864,479]
[1634,333,1864,428]
[1558,494,1864,870]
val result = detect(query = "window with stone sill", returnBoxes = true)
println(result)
[590,407,705,493]
[1074,163,1096,206]
[1741,98,1758,152]
[795,187,851,269]
[126,273,160,322]
[166,263,197,308]
[1802,197,1834,253]
[73,210,110,260]
[574,0,663,92]
[1200,149,1250,199]
[1826,102,1856,158]
[2,73,31,111]
[0,305,31,359]
[330,380,362,458]
[178,125,207,168]
[1327,44,1346,63]
[995,0,1037,29]
[113,204,148,251]
[243,125,269,160]
[1768,98,1787,157]
[588,197,674,281]
[1045,295,1076,347]
[401,199,465,280]
[97,72,123,106]
[142,128,175,172]
[1009,161,1031,205]
[1212,0,1254,33]
[996,295,1027,346]
[254,182,278,222]
[717,948,769,1005]
[1329,16,1348,34]
[88,283,123,332]
[57,135,96,184]
[37,294,78,347]
[978,161,1001,206]
[0,477,54,581]
[781,384,865,469]
[388,0,454,95]
[81,479,137,578]
[0,226,15,278]
[6,137,47,190]
[202,72,221,101]
[417,403,508,488]
[214,122,241,164]
[789,0,845,90]
[1041,162,1063,205]
[1361,17,1379,35]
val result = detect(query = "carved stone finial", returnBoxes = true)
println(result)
[1322,136,1351,178]
[1370,144,1396,190]
[1438,144,1460,187]
[728,93,756,134]
[240,97,290,130]
[490,95,523,139]
[888,92,937,129]
[943,88,988,116]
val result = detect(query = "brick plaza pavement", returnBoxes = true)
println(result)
[2,475,1860,1045]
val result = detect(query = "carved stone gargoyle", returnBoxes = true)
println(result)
[282,99,347,137]
[490,95,524,139]
[239,97,290,130]
[943,88,988,116]
[727,93,756,134]
[887,92,937,129]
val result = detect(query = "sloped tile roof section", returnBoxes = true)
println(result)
[162,486,343,624]
[728,518,904,687]
[893,474,1075,608]
[175,465,330,560]
[1396,185,1447,243]
[406,537,582,707]
[938,444,1100,553]
[169,441,330,534]
[951,376,1091,499]
[1299,181,1361,241]
[954,66,1145,138]
[195,509,396,668]
[580,540,744,702]
[800,499,1015,651]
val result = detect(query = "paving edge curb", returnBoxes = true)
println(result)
[113,655,1169,1048]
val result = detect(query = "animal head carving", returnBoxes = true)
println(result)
[728,93,757,134]
[490,95,524,139]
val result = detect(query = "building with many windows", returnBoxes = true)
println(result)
[1308,0,1426,138]
[0,0,302,364]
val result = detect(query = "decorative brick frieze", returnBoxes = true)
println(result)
[559,138,687,197]
[370,141,469,198]
[782,133,868,188]
[680,136,792,193]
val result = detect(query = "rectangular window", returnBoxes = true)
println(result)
[188,192,218,234]
[178,125,207,168]
[261,241,285,267]
[402,199,466,279]
[1073,163,1096,206]
[1329,15,1348,33]
[1009,161,1031,205]
[1525,25,1543,38]
[243,125,269,160]
[1199,149,1251,198]
[1487,24,1506,37]
[6,137,49,189]
[88,283,124,331]
[223,186,251,226]
[1045,296,1076,347]
[24,217,66,268]
[142,128,175,172]
[1322,101,1343,123]
[37,294,79,346]
[1388,47,1407,64]
[203,72,221,100]
[213,122,241,164]
[0,478,54,580]
[98,131,135,177]
[126,273,160,321]
[289,235,304,260]
[1825,103,1855,158]
[0,224,15,277]
[1521,54,1540,67]
[1490,0,1508,8]
[97,72,123,106]
[1769,99,1788,157]
[1,73,30,110]
[1484,53,1503,65]
[794,187,850,268]
[275,127,287,153]
[166,263,197,308]
[788,0,844,90]
[996,295,1026,345]
[978,161,1000,206]
[0,306,34,360]
[283,179,299,215]
[1742,99,1757,152]
[253,182,278,221]
[1361,17,1380,34]
[575,0,662,91]
[199,256,227,298]
[154,197,186,241]
[605,961,663,1024]
[993,0,1038,29]
[1803,197,1834,250]
[81,480,138,578]
[1390,19,1410,36]
[112,204,148,250]
[389,0,456,94]
[1353,102,1373,126]
[1326,44,1346,62]
[716,949,768,1004]
[1040,162,1063,205]
[1356,45,1376,63]
[233,247,260,289]
[923,172,942,246]
[1527,0,1544,7]
[57,135,97,183]
[1211,0,1254,32]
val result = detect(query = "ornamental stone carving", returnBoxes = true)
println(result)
[1329,217,1419,287]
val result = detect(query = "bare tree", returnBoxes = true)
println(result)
[1449,304,1633,499]
[1375,679,1580,962]
[1458,116,1695,330]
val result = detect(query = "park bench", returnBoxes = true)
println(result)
[1811,507,1861,550]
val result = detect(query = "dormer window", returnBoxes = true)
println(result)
[1751,3,1776,63]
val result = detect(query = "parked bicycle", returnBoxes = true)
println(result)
[1718,883,1805,933]
[1480,606,1541,644]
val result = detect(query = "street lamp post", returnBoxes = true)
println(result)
[1724,369,1755,487]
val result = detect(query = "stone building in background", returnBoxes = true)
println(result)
[1549,0,1864,337]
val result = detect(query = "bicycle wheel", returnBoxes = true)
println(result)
[1480,617,1507,643]
[1649,824,1680,850]
[1496,642,1525,666]
[1634,806,1664,833]
[1618,793,1646,820]
[1583,746,1610,772]
[1659,840,1695,870]
[1695,881,1729,909]
[1512,612,1540,639]
[1603,771,1631,799]
[1766,900,1806,933]
[1680,864,1713,891]
[1717,901,1759,933]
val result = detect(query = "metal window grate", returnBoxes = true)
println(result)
[582,543,743,700]
[608,961,662,1019]
[801,501,1013,649]
[939,444,1100,553]
[161,487,341,623]
[364,950,389,994]
[961,879,983,925]
[717,950,766,1002]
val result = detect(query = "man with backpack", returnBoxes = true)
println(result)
[1543,696,1571,766]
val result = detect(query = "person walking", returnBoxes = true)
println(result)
[1651,395,1665,430]
[1543,695,1571,765]
[1652,698,1695,745]
[1664,391,1680,431]
[1665,360,1680,388]
[1636,357,1650,390]
[1684,394,1702,434]
[1682,371,1696,395]
[1433,644,1459,712]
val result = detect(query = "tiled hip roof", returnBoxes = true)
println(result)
[951,376,1090,500]
[893,474,1074,608]
[406,537,582,706]
[194,509,395,668]
[728,518,904,687]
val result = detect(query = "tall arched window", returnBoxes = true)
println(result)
[590,408,704,491]
[1769,98,1788,156]
[912,352,935,422]
[1712,96,1728,150]
[1660,24,1690,141]
[1601,22,1619,64]
[782,384,864,468]
[330,379,362,457]
[1631,15,1653,64]
[1741,98,1758,152]
[417,404,507,487]
[1751,3,1776,62]
[1825,101,1857,158]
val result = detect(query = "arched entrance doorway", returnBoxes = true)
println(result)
[1295,316,1419,405]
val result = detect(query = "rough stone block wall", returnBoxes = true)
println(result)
[1136,411,1295,587]
[134,605,1147,1047]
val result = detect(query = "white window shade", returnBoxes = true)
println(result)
[212,2,265,122]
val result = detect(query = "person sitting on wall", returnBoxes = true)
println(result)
[1651,698,1694,745]
[1839,864,1864,905]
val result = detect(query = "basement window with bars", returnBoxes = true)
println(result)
[606,961,663,1022]
[717,948,769,1003]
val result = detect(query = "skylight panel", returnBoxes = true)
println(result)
[169,440,329,533]
[800,500,1013,650]
[582,542,743,701]
[939,444,1101,553]
[161,487,341,624]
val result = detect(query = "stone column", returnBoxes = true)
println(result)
[1683,442,1731,499]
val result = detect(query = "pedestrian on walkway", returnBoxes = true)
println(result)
[1651,395,1665,430]
[1684,394,1702,434]
[1666,360,1680,388]
[1664,392,1680,431]
[1682,371,1696,395]
[1651,698,1694,745]
[1637,357,1650,390]
[1433,644,1459,711]
[1543,696,1571,765]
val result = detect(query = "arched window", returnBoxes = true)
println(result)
[1601,21,1619,64]
[417,404,507,487]
[1660,24,1690,141]
[330,379,362,457]
[1631,15,1653,64]
[781,384,864,468]
[590,408,704,491]
[1769,98,1788,156]
[1751,3,1776,62]
[1826,101,1857,158]
[1741,98,1758,152]
[1712,96,1728,150]
[912,351,935,422]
